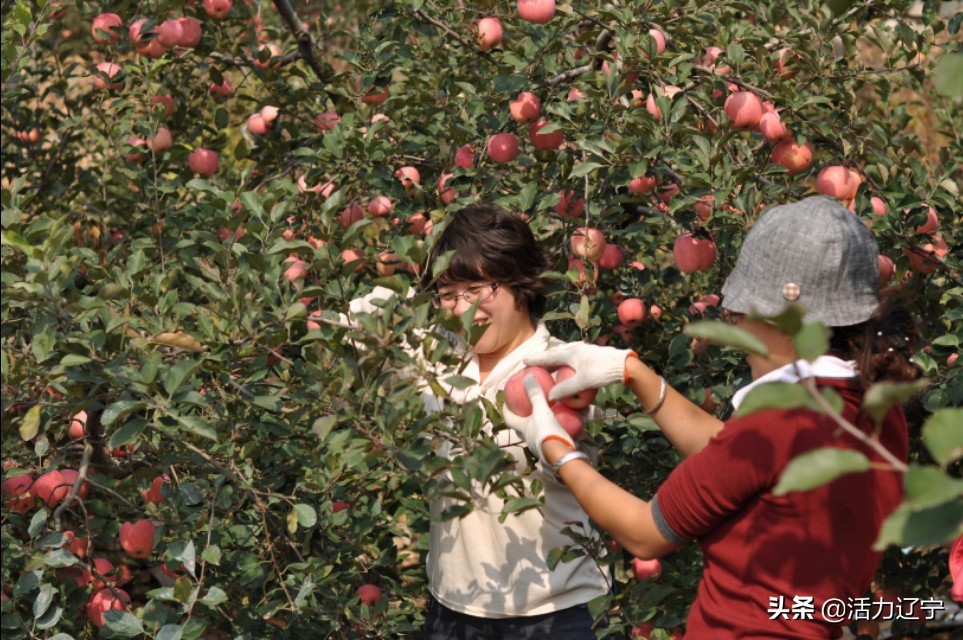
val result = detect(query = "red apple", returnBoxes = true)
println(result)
[86,588,130,628]
[69,410,87,439]
[368,196,394,217]
[554,190,585,218]
[341,248,366,272]
[129,19,168,58]
[176,17,202,47]
[567,258,597,292]
[203,0,233,19]
[871,196,887,216]
[504,366,555,417]
[724,90,763,130]
[142,474,169,504]
[356,583,382,606]
[487,133,519,163]
[617,298,646,327]
[673,234,716,273]
[554,366,598,410]
[395,166,421,194]
[283,255,308,281]
[91,62,123,91]
[644,28,666,56]
[570,227,605,262]
[332,500,350,513]
[148,127,172,153]
[188,148,219,176]
[598,243,624,269]
[528,120,564,150]
[63,530,89,558]
[356,76,389,104]
[455,144,475,169]
[254,43,283,70]
[32,469,69,507]
[878,255,895,287]
[517,0,556,24]
[770,138,813,175]
[149,94,175,118]
[156,19,184,48]
[631,623,655,639]
[376,251,404,276]
[91,13,123,44]
[631,557,662,581]
[119,519,156,558]
[911,206,939,235]
[59,469,88,500]
[474,17,503,51]
[775,47,799,79]
[551,402,585,438]
[315,111,341,131]
[816,165,857,201]
[337,203,364,228]
[437,172,456,204]
[628,175,657,194]
[758,110,790,142]
[208,78,234,98]
[1,473,34,514]
[510,92,541,124]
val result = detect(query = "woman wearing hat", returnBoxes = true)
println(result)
[503,196,923,638]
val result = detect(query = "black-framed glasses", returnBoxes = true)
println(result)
[432,283,499,309]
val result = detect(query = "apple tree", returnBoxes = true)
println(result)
[2,0,961,638]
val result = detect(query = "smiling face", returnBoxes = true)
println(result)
[436,281,536,362]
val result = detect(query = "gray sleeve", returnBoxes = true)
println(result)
[651,493,690,546]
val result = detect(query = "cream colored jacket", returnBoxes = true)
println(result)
[344,288,610,618]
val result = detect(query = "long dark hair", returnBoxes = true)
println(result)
[828,289,923,387]
[420,204,551,318]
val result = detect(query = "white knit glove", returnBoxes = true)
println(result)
[524,342,635,402]
[502,376,574,464]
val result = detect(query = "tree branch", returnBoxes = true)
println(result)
[271,0,333,83]
[413,10,495,62]
[544,29,614,88]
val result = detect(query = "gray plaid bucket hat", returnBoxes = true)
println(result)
[721,196,879,327]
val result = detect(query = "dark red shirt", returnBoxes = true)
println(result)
[657,379,907,639]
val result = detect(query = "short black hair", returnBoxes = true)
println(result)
[421,203,551,318]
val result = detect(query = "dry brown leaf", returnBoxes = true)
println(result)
[154,331,206,352]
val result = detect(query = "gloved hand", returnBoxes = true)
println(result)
[524,342,636,403]
[502,375,574,464]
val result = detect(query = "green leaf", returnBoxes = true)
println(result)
[32,583,55,619]
[861,379,930,423]
[156,625,184,640]
[198,586,228,608]
[792,323,829,362]
[43,550,78,568]
[755,303,805,336]
[774,448,871,495]
[35,605,62,630]
[172,576,194,604]
[874,500,963,550]
[164,359,201,397]
[20,405,41,440]
[251,396,282,412]
[825,0,853,17]
[59,354,92,366]
[102,401,148,427]
[922,408,963,465]
[500,497,543,516]
[903,464,963,510]
[200,545,221,565]
[174,415,218,442]
[569,161,606,179]
[109,418,147,449]
[102,611,144,638]
[933,52,963,97]
[293,504,317,529]
[684,320,768,356]
[736,382,816,417]
[28,508,47,538]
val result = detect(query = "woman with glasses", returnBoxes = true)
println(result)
[348,203,609,638]
[503,197,923,638]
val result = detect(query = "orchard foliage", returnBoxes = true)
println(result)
[2,0,961,638]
